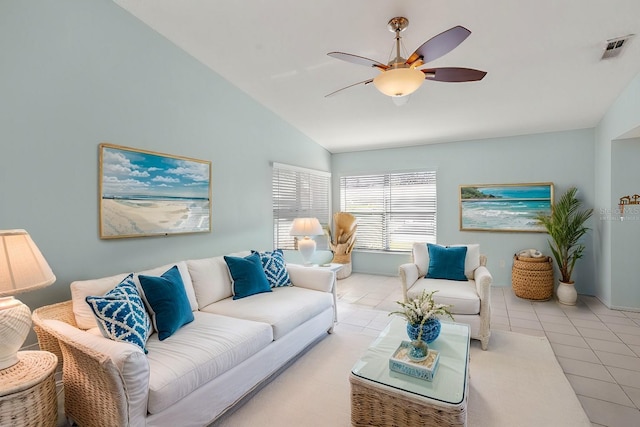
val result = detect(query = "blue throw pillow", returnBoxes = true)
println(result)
[251,249,292,288]
[138,265,194,341]
[426,244,468,281]
[224,253,272,300]
[86,274,152,353]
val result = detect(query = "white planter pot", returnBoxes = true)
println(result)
[557,281,577,305]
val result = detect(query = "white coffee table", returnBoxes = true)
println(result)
[350,317,470,426]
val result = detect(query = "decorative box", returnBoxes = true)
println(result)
[389,341,440,381]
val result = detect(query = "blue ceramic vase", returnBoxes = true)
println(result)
[406,317,441,344]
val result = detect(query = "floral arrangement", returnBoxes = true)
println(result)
[390,290,454,332]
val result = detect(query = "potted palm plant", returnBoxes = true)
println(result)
[536,187,593,305]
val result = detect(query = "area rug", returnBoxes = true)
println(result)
[212,329,591,426]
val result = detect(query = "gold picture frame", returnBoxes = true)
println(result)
[459,182,554,232]
[99,143,212,239]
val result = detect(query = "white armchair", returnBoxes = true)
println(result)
[399,243,492,350]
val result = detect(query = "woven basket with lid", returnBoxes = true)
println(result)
[511,255,554,300]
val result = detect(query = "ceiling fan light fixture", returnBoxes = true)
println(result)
[392,95,410,106]
[326,19,485,98]
[373,67,424,97]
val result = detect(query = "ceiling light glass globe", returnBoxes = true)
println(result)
[373,68,425,97]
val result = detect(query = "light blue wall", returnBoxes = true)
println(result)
[331,129,597,292]
[594,126,614,306]
[0,0,330,345]
[594,73,640,309]
[611,138,640,310]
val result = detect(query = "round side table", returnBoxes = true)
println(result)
[0,351,58,427]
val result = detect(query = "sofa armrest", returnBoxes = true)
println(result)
[41,319,149,427]
[287,264,335,293]
[473,265,492,349]
[474,265,493,305]
[32,300,77,370]
[399,263,420,302]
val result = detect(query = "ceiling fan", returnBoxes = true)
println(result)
[326,17,487,101]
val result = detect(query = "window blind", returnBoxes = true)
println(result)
[272,163,331,249]
[339,171,436,251]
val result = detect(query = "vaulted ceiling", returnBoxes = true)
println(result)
[114,0,640,153]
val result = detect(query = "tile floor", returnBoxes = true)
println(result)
[334,273,640,427]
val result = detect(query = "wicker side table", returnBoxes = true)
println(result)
[0,351,58,427]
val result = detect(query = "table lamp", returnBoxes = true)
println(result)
[0,229,56,369]
[289,218,324,266]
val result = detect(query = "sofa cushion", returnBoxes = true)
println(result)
[135,261,198,312]
[224,253,272,300]
[200,287,333,340]
[139,265,194,340]
[451,243,480,279]
[252,249,292,288]
[72,272,131,330]
[85,274,152,353]
[187,252,251,308]
[407,278,480,315]
[187,256,233,308]
[413,242,480,279]
[145,311,273,415]
[71,261,197,330]
[426,244,468,281]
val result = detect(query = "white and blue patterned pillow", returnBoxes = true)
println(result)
[252,249,292,288]
[86,274,152,353]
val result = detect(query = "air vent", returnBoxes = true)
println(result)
[601,34,635,59]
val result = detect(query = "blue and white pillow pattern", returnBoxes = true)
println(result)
[252,249,292,288]
[86,274,152,353]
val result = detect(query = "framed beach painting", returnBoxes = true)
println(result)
[99,143,211,239]
[459,183,554,232]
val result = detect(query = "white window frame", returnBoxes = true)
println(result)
[272,162,331,250]
[339,170,437,252]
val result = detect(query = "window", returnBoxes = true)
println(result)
[339,171,436,251]
[272,163,331,249]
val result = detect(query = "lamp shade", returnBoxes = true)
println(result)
[0,229,56,296]
[289,218,323,237]
[0,229,55,369]
[373,67,425,97]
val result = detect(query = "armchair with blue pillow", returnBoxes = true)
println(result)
[399,243,493,350]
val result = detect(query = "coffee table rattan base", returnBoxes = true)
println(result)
[350,371,467,427]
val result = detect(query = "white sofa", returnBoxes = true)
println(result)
[32,251,336,427]
[399,243,492,350]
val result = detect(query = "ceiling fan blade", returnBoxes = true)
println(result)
[328,52,389,70]
[422,67,487,82]
[325,79,374,97]
[406,26,471,67]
